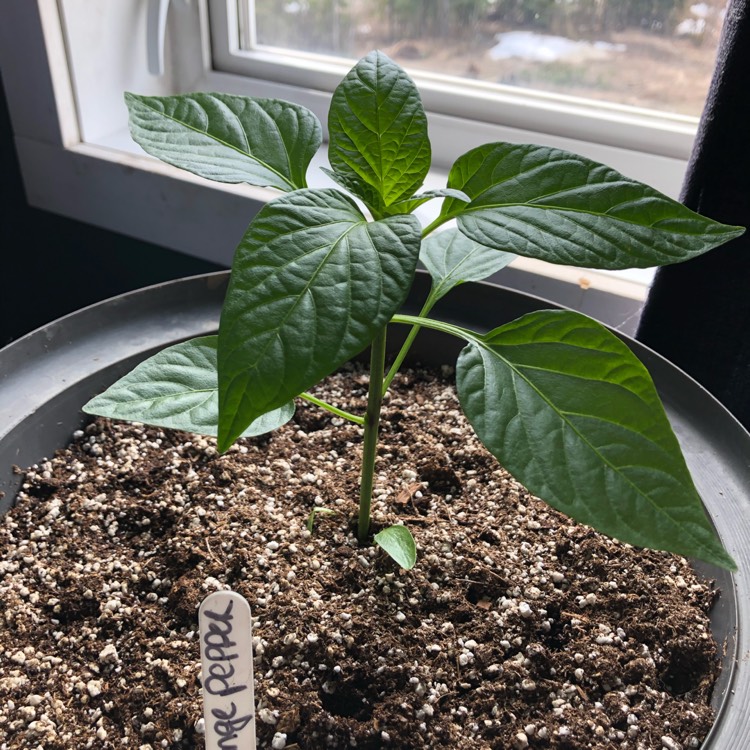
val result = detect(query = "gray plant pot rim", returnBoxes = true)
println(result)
[1,270,748,748]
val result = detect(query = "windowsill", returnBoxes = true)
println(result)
[84,125,655,301]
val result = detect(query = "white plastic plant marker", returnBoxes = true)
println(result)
[198,590,256,749]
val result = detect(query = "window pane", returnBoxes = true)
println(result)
[249,0,725,116]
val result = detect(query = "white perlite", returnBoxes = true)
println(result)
[271,732,288,749]
[98,643,119,664]
[86,680,103,698]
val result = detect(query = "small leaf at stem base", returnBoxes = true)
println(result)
[374,525,417,570]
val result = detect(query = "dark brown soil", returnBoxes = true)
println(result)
[0,364,721,749]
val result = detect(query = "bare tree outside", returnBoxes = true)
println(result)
[252,0,727,116]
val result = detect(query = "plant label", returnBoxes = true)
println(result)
[199,590,256,750]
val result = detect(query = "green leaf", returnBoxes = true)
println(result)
[374,525,417,570]
[218,188,422,450]
[455,310,735,570]
[420,228,516,302]
[385,188,471,216]
[320,173,467,218]
[440,142,744,270]
[328,51,430,210]
[319,167,394,218]
[125,92,321,191]
[320,174,467,218]
[82,336,294,438]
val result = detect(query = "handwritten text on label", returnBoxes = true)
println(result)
[199,591,256,750]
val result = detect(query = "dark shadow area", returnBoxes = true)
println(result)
[637,1,750,430]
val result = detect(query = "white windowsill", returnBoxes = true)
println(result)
[84,126,655,301]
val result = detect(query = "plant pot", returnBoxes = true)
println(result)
[1,270,748,747]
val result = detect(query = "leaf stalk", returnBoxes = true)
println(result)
[382,295,437,395]
[421,215,449,239]
[299,392,364,425]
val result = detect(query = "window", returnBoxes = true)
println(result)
[238,0,724,118]
[210,1,724,172]
[0,1,727,330]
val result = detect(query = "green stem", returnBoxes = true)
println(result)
[358,326,387,543]
[382,295,437,395]
[392,313,476,342]
[300,392,364,425]
[421,214,452,239]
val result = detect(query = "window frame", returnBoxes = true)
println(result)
[2,0,703,329]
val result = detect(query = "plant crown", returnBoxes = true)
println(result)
[85,51,743,571]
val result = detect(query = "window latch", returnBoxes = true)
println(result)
[147,0,190,76]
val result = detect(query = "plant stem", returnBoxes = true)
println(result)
[421,214,451,238]
[358,326,387,543]
[299,392,364,425]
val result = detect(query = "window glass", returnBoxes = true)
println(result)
[248,0,725,116]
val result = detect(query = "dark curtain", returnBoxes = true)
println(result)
[636,0,750,428]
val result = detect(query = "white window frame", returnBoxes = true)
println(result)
[1,0,706,322]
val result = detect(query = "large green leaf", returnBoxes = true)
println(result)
[420,228,516,302]
[327,51,430,210]
[455,310,735,570]
[217,188,422,450]
[440,142,744,270]
[125,92,321,191]
[83,336,294,438]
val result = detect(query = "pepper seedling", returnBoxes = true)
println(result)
[85,51,742,571]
